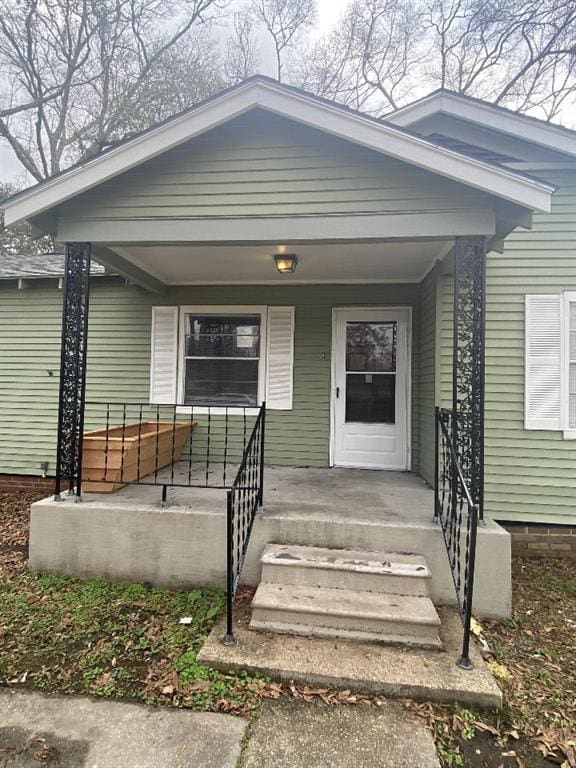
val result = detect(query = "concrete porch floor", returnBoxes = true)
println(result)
[80,465,435,525]
[29,466,512,617]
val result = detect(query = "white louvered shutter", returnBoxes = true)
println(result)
[150,306,178,404]
[265,306,295,410]
[569,301,576,429]
[525,294,562,430]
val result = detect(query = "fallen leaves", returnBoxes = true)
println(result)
[0,734,59,764]
[534,727,576,767]
[0,489,45,548]
[261,681,384,708]
[27,735,59,763]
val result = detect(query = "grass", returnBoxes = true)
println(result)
[0,489,268,716]
[405,556,576,767]
[0,564,267,715]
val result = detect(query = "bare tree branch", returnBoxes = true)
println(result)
[0,0,228,180]
[291,0,576,121]
[224,10,260,84]
[252,0,316,81]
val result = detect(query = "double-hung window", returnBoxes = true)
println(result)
[183,312,262,407]
[150,305,295,411]
[525,291,576,438]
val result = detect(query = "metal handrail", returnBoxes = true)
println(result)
[434,406,479,669]
[224,402,266,645]
[437,409,475,510]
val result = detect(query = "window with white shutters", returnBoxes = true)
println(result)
[149,305,295,412]
[525,292,576,437]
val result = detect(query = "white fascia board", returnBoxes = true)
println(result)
[3,80,554,228]
[388,92,576,160]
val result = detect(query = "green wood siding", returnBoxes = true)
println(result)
[417,268,437,485]
[438,170,576,525]
[0,281,62,474]
[0,281,437,479]
[58,110,491,224]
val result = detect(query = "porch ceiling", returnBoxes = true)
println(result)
[103,240,452,285]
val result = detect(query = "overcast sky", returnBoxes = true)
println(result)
[2,0,349,186]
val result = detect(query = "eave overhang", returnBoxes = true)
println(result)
[388,91,576,160]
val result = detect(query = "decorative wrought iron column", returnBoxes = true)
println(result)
[452,235,487,517]
[54,243,91,501]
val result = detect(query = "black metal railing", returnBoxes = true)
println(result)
[57,401,264,502]
[224,402,266,645]
[434,406,479,669]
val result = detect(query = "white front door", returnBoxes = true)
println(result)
[332,308,410,470]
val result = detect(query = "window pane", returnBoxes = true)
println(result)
[346,322,397,372]
[186,315,260,358]
[345,373,396,423]
[184,359,259,406]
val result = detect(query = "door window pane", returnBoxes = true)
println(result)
[345,374,396,424]
[346,322,396,372]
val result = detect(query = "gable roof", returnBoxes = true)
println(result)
[1,77,555,229]
[387,90,576,159]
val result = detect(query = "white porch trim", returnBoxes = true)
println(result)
[56,209,498,245]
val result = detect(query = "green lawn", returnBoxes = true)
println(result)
[0,567,266,715]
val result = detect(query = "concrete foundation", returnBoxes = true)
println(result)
[29,467,512,618]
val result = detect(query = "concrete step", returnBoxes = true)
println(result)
[250,583,443,649]
[260,544,432,597]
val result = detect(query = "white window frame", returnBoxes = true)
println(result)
[176,305,268,415]
[563,291,576,440]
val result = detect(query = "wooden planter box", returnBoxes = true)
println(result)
[82,421,194,493]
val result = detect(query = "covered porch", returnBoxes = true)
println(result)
[35,233,503,664]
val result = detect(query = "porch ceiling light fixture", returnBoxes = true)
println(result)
[273,252,298,274]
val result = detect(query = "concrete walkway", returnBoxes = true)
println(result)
[0,689,246,768]
[0,689,441,768]
[243,699,440,768]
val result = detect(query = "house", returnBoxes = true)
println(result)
[1,78,574,664]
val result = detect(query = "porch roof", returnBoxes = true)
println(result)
[2,77,555,231]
